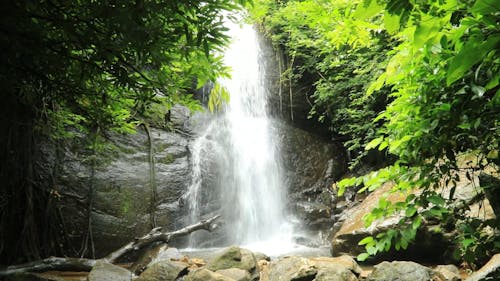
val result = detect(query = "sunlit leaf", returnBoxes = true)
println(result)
[384,11,400,34]
[357,253,370,261]
[447,35,500,85]
[353,0,384,20]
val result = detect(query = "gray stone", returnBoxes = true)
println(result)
[207,246,256,272]
[130,244,169,274]
[185,268,235,281]
[434,265,460,281]
[87,261,132,281]
[170,104,191,130]
[466,253,500,281]
[216,268,251,281]
[268,256,317,281]
[135,260,188,281]
[310,256,362,276]
[312,257,359,281]
[266,255,360,281]
[253,252,271,262]
[52,126,191,256]
[366,261,437,281]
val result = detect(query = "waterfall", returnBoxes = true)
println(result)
[186,17,293,254]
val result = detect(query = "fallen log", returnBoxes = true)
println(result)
[104,215,220,263]
[0,215,220,276]
[0,257,97,276]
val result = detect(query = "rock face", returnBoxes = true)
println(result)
[276,122,346,245]
[87,261,132,281]
[50,124,191,256]
[365,261,441,281]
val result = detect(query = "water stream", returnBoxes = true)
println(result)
[186,17,294,255]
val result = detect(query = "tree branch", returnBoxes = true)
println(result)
[104,215,220,263]
[0,215,220,276]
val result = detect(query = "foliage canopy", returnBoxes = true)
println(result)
[249,0,499,266]
[0,0,247,263]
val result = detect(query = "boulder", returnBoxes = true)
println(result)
[330,170,495,262]
[258,260,271,281]
[267,256,317,281]
[216,268,251,281]
[130,244,169,274]
[265,255,360,281]
[87,261,132,281]
[310,256,362,276]
[207,246,256,272]
[434,265,460,281]
[466,253,500,281]
[135,260,189,281]
[366,261,442,281]
[185,268,235,281]
[253,252,271,262]
[331,183,408,257]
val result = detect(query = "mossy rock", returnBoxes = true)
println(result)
[185,268,234,281]
[136,260,188,281]
[207,246,256,272]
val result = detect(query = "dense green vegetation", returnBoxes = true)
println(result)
[249,0,499,266]
[1,0,498,269]
[0,0,247,263]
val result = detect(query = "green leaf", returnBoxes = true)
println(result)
[471,85,485,97]
[428,206,444,218]
[405,205,417,217]
[401,237,409,249]
[438,103,451,112]
[462,238,475,248]
[471,0,500,15]
[353,0,384,20]
[412,216,422,230]
[413,17,440,49]
[447,35,500,85]
[378,140,389,151]
[337,177,358,196]
[367,73,386,96]
[358,236,375,246]
[485,74,500,90]
[357,253,370,261]
[427,195,445,206]
[384,11,400,34]
[366,137,383,150]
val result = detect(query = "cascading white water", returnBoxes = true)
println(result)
[186,17,293,254]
